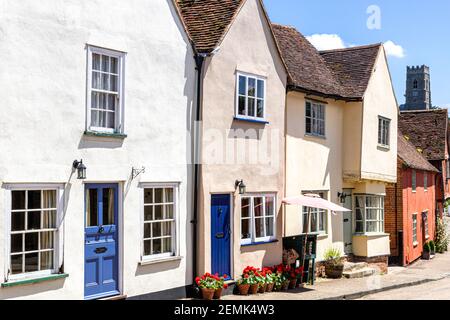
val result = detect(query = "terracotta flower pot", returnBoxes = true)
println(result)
[289,279,297,289]
[266,283,274,293]
[258,283,267,294]
[214,288,223,300]
[237,284,250,296]
[281,280,290,291]
[249,284,259,294]
[201,288,215,300]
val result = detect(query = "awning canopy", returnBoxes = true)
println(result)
[282,194,351,213]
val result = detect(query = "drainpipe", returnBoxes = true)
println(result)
[192,53,205,287]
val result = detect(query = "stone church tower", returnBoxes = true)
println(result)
[401,65,432,111]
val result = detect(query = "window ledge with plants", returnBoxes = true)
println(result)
[1,273,69,288]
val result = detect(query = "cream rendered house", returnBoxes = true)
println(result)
[273,25,398,268]
[176,0,287,280]
[0,0,196,299]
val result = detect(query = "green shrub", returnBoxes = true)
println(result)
[423,241,431,253]
[435,218,449,254]
[323,247,344,266]
[429,240,436,252]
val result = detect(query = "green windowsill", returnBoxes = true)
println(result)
[1,273,69,288]
[84,131,128,139]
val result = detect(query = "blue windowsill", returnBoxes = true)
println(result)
[233,117,269,125]
[84,131,128,139]
[241,239,279,247]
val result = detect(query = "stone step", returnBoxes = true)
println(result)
[343,267,377,279]
[344,262,369,272]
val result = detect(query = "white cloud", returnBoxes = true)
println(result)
[305,34,346,51]
[383,40,405,58]
[306,34,405,59]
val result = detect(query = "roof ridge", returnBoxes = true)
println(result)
[319,43,382,54]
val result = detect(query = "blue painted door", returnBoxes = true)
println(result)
[211,194,231,279]
[84,184,119,300]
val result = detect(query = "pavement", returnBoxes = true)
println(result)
[223,217,450,301]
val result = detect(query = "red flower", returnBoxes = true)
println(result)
[223,274,228,279]
[244,274,249,279]
[224,283,228,289]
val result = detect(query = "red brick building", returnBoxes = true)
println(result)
[385,134,439,266]
[399,109,450,217]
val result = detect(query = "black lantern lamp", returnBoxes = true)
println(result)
[338,192,349,204]
[73,160,87,180]
[235,180,246,195]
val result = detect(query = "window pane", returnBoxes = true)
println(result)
[144,189,153,204]
[40,232,54,250]
[303,213,308,233]
[28,190,41,209]
[165,205,174,219]
[11,255,23,275]
[248,78,256,97]
[248,97,255,117]
[102,55,110,73]
[25,233,39,251]
[92,71,102,89]
[355,209,363,221]
[144,223,151,239]
[107,94,116,111]
[241,198,250,218]
[257,99,264,118]
[355,222,363,233]
[42,210,56,229]
[305,103,311,117]
[11,234,23,253]
[367,209,378,220]
[255,218,264,238]
[12,191,26,210]
[257,80,264,99]
[254,197,263,217]
[154,205,163,220]
[110,57,118,74]
[40,251,53,270]
[27,211,41,230]
[164,188,174,203]
[91,110,99,127]
[366,221,377,233]
[163,238,172,254]
[310,212,318,232]
[305,117,311,134]
[86,189,98,227]
[144,240,151,256]
[11,212,25,231]
[162,222,172,237]
[102,73,109,91]
[144,206,153,221]
[92,53,101,70]
[152,239,162,255]
[25,253,39,272]
[265,217,274,237]
[265,197,274,216]
[102,188,115,225]
[239,76,246,95]
[110,75,118,92]
[238,96,246,115]
[152,222,162,238]
[43,190,56,209]
[241,219,250,239]
[319,211,325,232]
[154,188,163,204]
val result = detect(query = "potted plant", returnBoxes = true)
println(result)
[213,274,229,300]
[263,268,275,293]
[240,266,259,295]
[236,276,251,296]
[195,273,218,300]
[256,270,267,293]
[324,247,345,279]
[423,241,431,260]
[429,240,436,256]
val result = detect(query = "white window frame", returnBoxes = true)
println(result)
[301,191,328,235]
[139,183,180,262]
[354,195,385,235]
[86,45,126,134]
[422,211,429,239]
[235,71,267,122]
[378,116,391,148]
[305,100,326,137]
[413,213,418,246]
[3,184,64,283]
[240,194,277,245]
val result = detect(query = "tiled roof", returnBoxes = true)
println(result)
[320,44,382,99]
[399,109,449,161]
[398,132,439,173]
[175,0,245,53]
[272,24,381,100]
[271,24,344,99]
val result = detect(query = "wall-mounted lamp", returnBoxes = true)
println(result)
[337,192,349,204]
[132,167,146,180]
[235,180,246,195]
[73,160,87,180]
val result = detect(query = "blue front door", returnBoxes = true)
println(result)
[84,184,119,300]
[211,194,231,279]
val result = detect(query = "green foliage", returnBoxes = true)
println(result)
[435,218,449,254]
[423,241,431,253]
[429,240,436,252]
[324,247,343,262]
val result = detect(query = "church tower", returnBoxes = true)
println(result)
[401,65,432,111]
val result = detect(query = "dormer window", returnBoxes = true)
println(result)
[236,72,266,121]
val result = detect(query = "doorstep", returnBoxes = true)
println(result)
[99,294,128,301]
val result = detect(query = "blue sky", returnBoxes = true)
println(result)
[264,0,450,108]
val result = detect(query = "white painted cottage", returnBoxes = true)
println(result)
[0,0,196,299]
